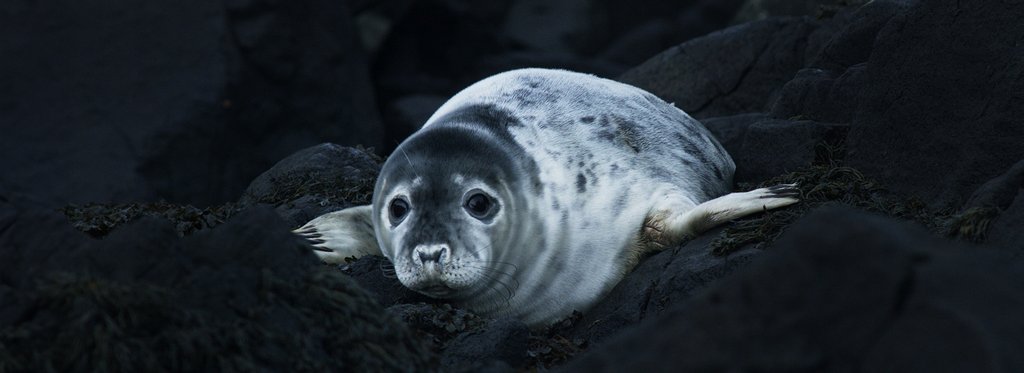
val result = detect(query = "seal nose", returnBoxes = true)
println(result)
[414,244,448,266]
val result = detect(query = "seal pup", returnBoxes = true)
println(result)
[294,68,798,326]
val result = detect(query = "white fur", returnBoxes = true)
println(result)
[299,69,799,326]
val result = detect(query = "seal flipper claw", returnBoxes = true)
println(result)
[293,205,381,263]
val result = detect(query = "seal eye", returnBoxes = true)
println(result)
[389,197,410,224]
[464,193,494,220]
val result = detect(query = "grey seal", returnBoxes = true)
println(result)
[294,68,798,326]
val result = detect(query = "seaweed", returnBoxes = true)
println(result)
[711,140,955,256]
[62,202,242,238]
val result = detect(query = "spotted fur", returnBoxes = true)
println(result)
[295,69,798,326]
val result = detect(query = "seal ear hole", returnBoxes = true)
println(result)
[464,192,497,220]
[389,197,410,225]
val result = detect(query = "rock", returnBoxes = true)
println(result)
[700,113,769,159]
[734,119,849,183]
[732,0,871,24]
[766,1,912,124]
[442,318,530,370]
[569,228,760,344]
[988,190,1024,257]
[963,159,1024,254]
[768,63,867,123]
[142,0,382,205]
[0,1,226,206]
[0,207,435,371]
[845,0,1024,209]
[342,255,428,307]
[563,206,1024,371]
[382,94,449,153]
[961,159,1024,212]
[239,144,381,227]
[0,0,381,208]
[619,17,820,119]
[807,0,914,71]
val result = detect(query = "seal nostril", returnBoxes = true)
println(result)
[418,250,442,263]
[415,245,448,265]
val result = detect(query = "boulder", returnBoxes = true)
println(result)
[619,17,820,119]
[0,207,435,371]
[0,0,381,207]
[700,113,768,160]
[845,0,1024,209]
[569,228,760,344]
[239,143,381,227]
[734,119,848,183]
[564,206,1024,372]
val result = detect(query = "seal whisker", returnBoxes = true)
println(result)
[399,147,421,179]
[461,265,518,299]
[466,268,517,308]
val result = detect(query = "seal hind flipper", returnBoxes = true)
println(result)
[644,184,800,248]
[293,205,380,263]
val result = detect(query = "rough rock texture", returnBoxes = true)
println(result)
[0,0,380,207]
[700,113,768,158]
[734,119,848,183]
[442,318,530,371]
[239,143,381,227]
[988,191,1024,257]
[845,0,1024,209]
[4,0,1024,370]
[732,0,872,23]
[769,64,867,122]
[569,229,760,344]
[963,159,1024,255]
[564,207,1024,372]
[618,17,819,118]
[0,207,435,371]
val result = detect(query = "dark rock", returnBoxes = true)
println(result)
[1,0,381,207]
[769,63,867,123]
[700,113,768,159]
[564,206,1024,372]
[732,0,871,23]
[808,0,915,71]
[964,159,1024,254]
[734,119,848,183]
[372,0,513,96]
[570,228,760,344]
[619,17,820,119]
[503,0,744,65]
[141,0,381,206]
[845,0,1024,209]
[383,94,449,152]
[988,190,1024,257]
[0,2,225,206]
[770,1,912,122]
[0,207,435,371]
[239,144,381,227]
[961,159,1024,212]
[442,318,530,370]
[343,255,428,307]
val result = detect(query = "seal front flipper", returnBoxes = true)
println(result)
[293,205,381,263]
[644,184,800,247]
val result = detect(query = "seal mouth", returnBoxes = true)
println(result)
[413,283,455,298]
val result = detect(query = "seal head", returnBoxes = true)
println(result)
[373,107,539,305]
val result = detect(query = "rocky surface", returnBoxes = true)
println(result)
[2,0,1024,371]
[564,206,1024,372]
[0,207,434,371]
